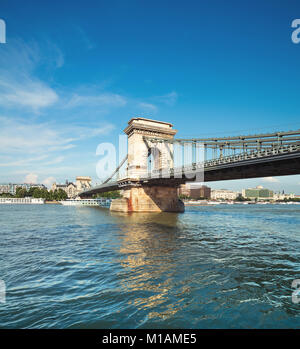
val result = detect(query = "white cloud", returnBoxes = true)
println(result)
[42,176,56,188]
[0,39,63,112]
[24,173,38,184]
[65,93,127,109]
[138,102,158,113]
[0,116,74,154]
[0,38,64,73]
[0,39,40,75]
[0,115,114,183]
[66,124,115,139]
[0,116,114,155]
[0,79,58,111]
[263,177,280,183]
[0,155,48,167]
[43,156,64,166]
[23,174,56,188]
[156,91,178,106]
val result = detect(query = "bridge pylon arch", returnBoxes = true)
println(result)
[124,117,176,179]
[110,117,185,213]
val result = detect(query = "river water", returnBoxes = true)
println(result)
[0,203,299,328]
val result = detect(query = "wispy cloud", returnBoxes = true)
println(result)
[138,102,158,113]
[45,41,64,68]
[263,177,280,183]
[0,38,64,73]
[0,39,40,74]
[64,93,127,109]
[43,156,65,166]
[0,78,58,111]
[0,39,60,112]
[156,91,178,106]
[0,116,114,155]
[0,115,115,184]
[76,26,97,50]
[0,155,48,167]
[0,116,74,154]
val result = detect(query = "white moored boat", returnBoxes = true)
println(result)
[0,197,45,205]
[60,198,111,207]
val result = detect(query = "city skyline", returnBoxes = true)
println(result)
[1,1,300,193]
[0,179,298,198]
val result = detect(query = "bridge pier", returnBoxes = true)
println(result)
[110,186,185,213]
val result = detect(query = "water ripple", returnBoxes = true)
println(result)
[0,204,299,328]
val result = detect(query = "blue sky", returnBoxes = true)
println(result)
[1,0,300,193]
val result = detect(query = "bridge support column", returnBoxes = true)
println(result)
[110,186,185,213]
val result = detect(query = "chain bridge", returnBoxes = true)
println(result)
[79,117,300,212]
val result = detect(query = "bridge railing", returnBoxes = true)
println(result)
[145,129,300,165]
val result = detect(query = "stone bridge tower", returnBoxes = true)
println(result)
[110,117,185,213]
[125,117,176,179]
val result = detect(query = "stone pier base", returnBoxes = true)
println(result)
[110,186,185,213]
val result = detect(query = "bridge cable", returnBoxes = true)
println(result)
[102,155,128,185]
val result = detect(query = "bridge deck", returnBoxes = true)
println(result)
[79,144,300,197]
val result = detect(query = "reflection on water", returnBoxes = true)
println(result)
[0,204,299,328]
[112,212,182,320]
